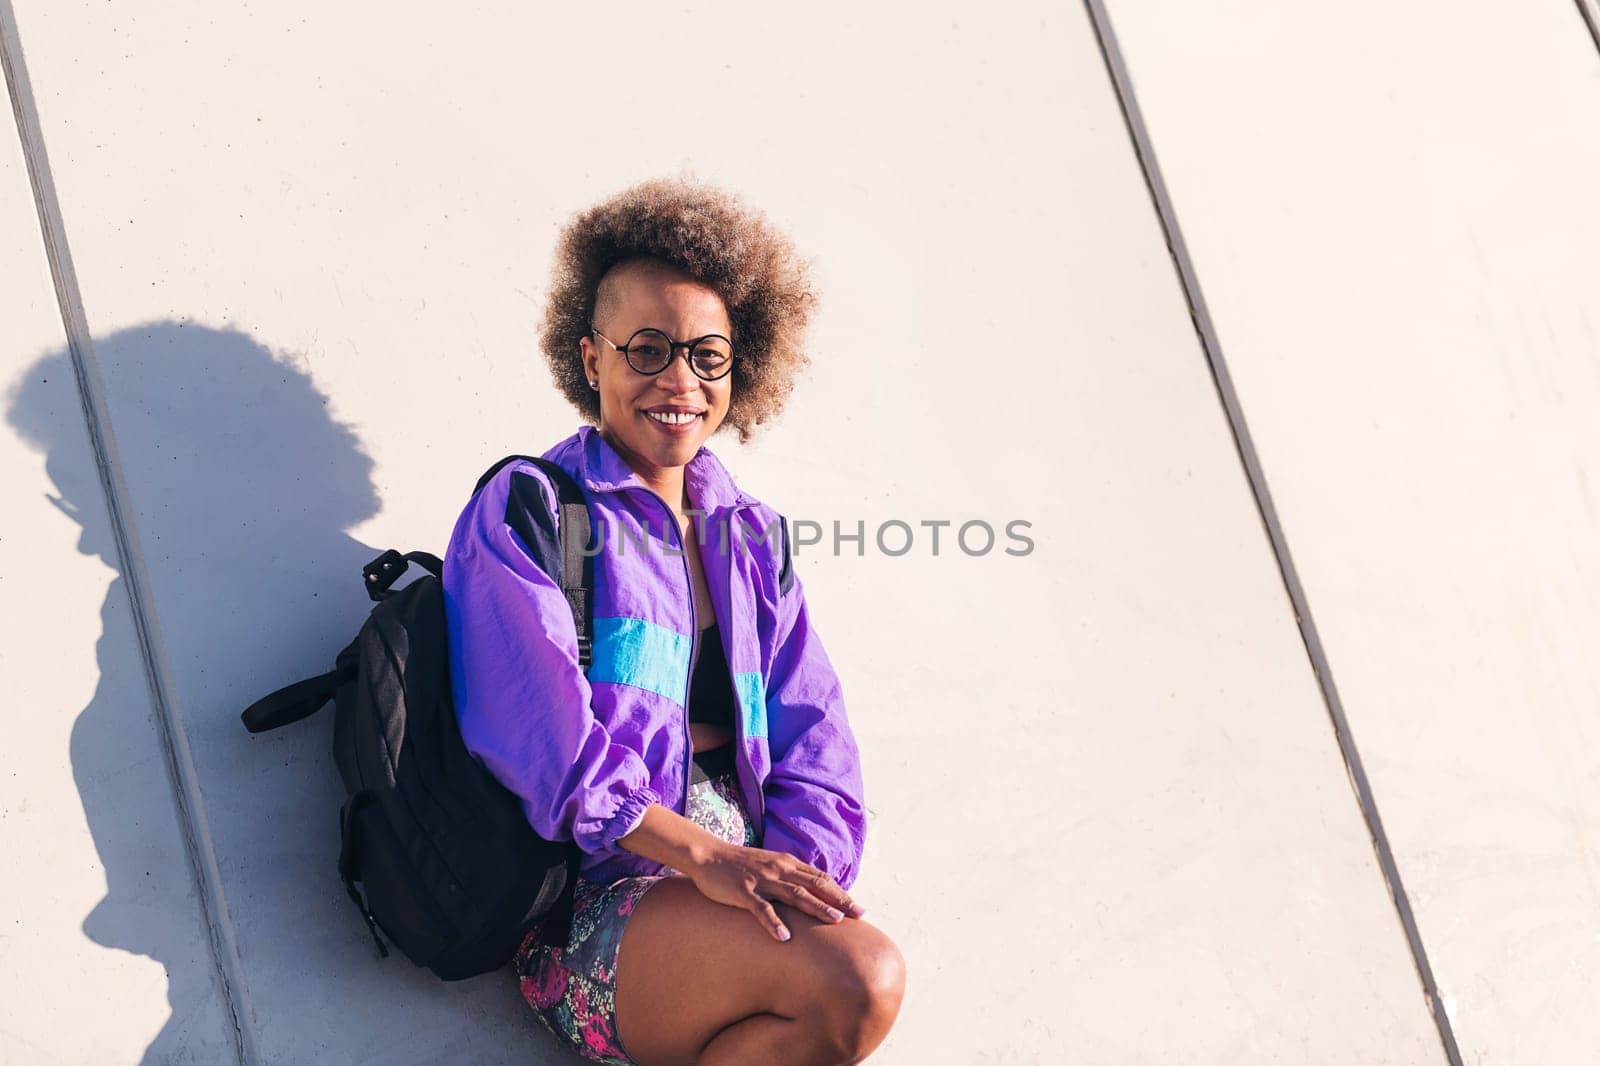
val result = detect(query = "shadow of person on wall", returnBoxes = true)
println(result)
[7,321,542,1064]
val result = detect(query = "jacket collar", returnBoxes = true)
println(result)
[572,423,751,510]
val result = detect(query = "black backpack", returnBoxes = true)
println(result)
[241,454,594,980]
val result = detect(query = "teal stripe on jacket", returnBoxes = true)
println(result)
[734,671,767,739]
[588,616,692,705]
[587,616,768,741]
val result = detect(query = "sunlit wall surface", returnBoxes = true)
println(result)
[3,2,1597,1062]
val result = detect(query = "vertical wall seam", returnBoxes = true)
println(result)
[0,4,257,1064]
[1575,1,1600,60]
[1080,2,1464,1062]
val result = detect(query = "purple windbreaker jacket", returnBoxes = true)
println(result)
[441,424,867,888]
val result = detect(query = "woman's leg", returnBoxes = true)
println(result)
[613,874,905,1066]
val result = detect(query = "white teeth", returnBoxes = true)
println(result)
[647,410,699,425]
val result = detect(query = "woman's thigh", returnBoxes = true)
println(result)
[613,873,897,1066]
[516,765,760,1063]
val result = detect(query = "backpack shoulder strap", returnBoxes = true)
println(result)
[472,453,539,498]
[473,454,595,671]
[525,457,595,672]
[776,514,795,596]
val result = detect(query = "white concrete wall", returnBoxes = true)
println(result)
[3,0,1595,1063]
[0,58,237,1064]
[1100,1,1600,1062]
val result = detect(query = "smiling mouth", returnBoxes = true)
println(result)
[644,410,704,426]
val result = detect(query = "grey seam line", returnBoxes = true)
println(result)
[1577,0,1600,60]
[1079,2,1464,1063]
[0,4,257,1064]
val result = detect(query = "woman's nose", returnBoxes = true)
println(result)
[657,348,702,391]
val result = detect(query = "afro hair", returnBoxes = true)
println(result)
[537,173,820,443]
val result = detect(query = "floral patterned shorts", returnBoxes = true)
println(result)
[514,749,760,1065]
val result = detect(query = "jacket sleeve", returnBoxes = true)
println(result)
[442,462,660,862]
[759,536,868,890]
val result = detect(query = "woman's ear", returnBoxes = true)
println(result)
[578,337,599,387]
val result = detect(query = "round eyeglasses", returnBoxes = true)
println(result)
[590,325,736,381]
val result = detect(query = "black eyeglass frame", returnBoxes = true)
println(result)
[590,324,737,382]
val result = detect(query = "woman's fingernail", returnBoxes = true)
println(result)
[777,926,792,941]
[827,908,844,922]
[847,902,866,917]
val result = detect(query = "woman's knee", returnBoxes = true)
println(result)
[806,925,907,1063]
[615,879,906,1063]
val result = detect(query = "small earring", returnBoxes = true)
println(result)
[589,380,598,390]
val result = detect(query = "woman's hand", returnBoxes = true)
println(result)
[684,841,865,942]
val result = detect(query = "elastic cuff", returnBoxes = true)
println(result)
[600,786,661,854]
[617,805,649,840]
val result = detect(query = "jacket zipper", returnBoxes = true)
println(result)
[634,486,696,816]
[682,554,697,817]
[632,488,764,834]
[726,513,764,830]
[703,509,762,830]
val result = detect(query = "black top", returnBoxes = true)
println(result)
[687,623,736,732]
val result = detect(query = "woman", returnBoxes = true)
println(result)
[441,176,907,1066]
